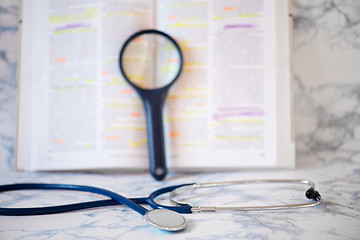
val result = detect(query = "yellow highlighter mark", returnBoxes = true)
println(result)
[160,65,179,74]
[85,143,94,148]
[105,59,117,63]
[169,22,208,28]
[83,7,98,18]
[183,87,209,92]
[85,78,96,84]
[179,40,190,46]
[107,77,125,86]
[106,11,141,16]
[167,94,206,100]
[212,16,225,21]
[181,143,206,147]
[129,139,147,147]
[183,68,202,73]
[106,100,141,109]
[184,62,206,67]
[182,45,207,51]
[106,125,145,131]
[107,101,121,108]
[182,110,205,115]
[215,136,264,141]
[166,117,192,122]
[167,3,207,7]
[128,74,145,81]
[66,77,78,82]
[183,17,201,21]
[50,7,99,23]
[239,14,260,18]
[53,86,84,91]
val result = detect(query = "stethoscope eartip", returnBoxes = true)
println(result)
[144,209,187,232]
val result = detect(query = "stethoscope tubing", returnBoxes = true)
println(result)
[0,183,193,216]
[0,183,147,216]
[0,180,321,216]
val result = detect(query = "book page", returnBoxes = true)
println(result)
[17,0,292,171]
[18,0,154,170]
[155,0,291,168]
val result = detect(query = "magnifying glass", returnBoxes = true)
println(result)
[119,29,183,180]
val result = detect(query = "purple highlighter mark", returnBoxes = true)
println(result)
[212,112,264,121]
[224,24,256,29]
[55,23,90,32]
[212,107,264,121]
[217,106,261,112]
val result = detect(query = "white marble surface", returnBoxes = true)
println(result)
[1,0,360,239]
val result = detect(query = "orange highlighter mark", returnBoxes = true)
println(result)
[195,103,206,107]
[106,135,121,140]
[223,6,236,11]
[168,15,177,20]
[130,112,141,117]
[133,37,144,42]
[52,139,66,144]
[122,89,134,94]
[168,58,180,63]
[101,71,110,76]
[169,132,182,137]
[54,57,68,63]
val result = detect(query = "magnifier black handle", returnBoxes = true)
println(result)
[141,90,168,180]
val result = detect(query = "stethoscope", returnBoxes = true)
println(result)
[0,179,322,232]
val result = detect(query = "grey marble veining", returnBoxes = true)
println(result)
[292,0,360,168]
[292,0,360,50]
[0,0,18,172]
[1,0,360,239]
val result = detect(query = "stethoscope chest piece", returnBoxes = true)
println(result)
[144,209,187,231]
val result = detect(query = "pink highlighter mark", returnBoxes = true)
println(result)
[224,24,256,29]
[55,23,90,32]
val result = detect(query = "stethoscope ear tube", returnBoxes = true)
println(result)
[170,179,322,213]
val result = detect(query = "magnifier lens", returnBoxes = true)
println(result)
[121,33,181,89]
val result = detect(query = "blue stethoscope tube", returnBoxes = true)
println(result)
[0,180,323,216]
[0,183,193,216]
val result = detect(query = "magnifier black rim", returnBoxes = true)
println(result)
[119,29,183,90]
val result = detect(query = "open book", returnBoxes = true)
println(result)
[16,0,294,171]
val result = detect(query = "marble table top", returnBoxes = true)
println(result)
[1,160,359,239]
[1,0,360,239]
